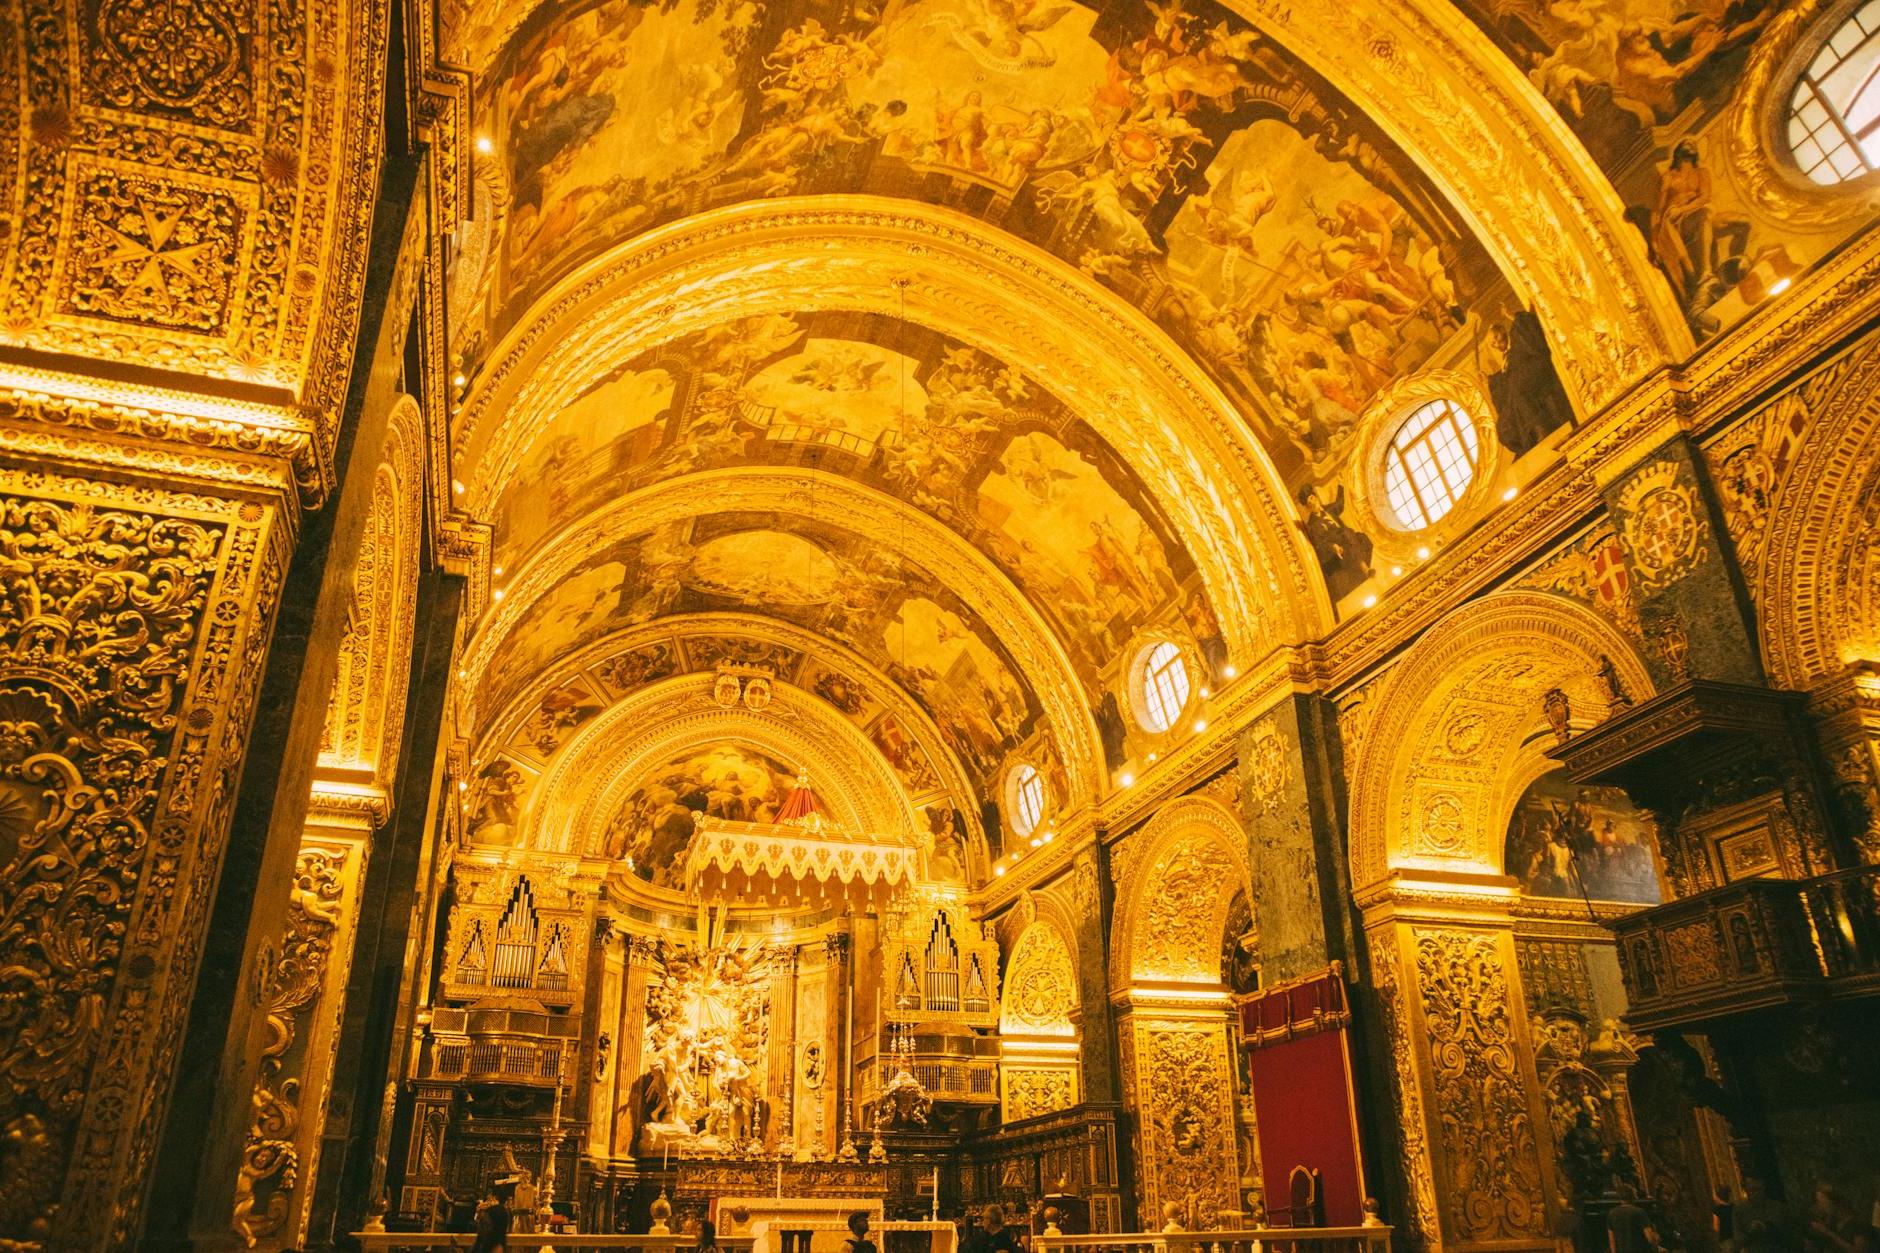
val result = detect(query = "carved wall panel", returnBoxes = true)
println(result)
[0,0,390,447]
[232,828,368,1248]
[1120,1017,1240,1228]
[1000,1067,1078,1124]
[0,470,289,1249]
[1410,925,1551,1246]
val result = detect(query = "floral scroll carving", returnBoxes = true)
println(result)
[1413,929,1548,1243]
[86,0,257,129]
[1367,932,1439,1246]
[232,844,348,1246]
[0,491,251,1247]
[1133,1024,1237,1226]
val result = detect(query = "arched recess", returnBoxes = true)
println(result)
[461,466,1106,806]
[522,673,921,860]
[1000,916,1084,1122]
[321,394,426,804]
[1347,590,1657,892]
[472,613,986,851]
[454,199,1327,656]
[1108,794,1253,1227]
[1216,0,1691,412]
[1758,342,1880,689]
[1112,796,1253,992]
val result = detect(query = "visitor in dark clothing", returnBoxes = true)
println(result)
[1609,1184,1658,1253]
[471,1184,512,1253]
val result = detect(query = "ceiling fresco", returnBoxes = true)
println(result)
[486,311,1219,688]
[457,0,1584,597]
[476,512,1053,794]
[1456,0,1876,339]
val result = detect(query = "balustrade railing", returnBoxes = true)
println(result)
[1037,1225,1390,1253]
[355,1234,757,1250]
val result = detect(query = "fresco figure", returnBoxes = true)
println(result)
[1295,486,1374,603]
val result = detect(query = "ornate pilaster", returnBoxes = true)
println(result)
[609,935,660,1157]
[232,815,372,1249]
[1363,882,1557,1253]
[1112,989,1242,1230]
[0,464,292,1250]
[1238,695,1355,981]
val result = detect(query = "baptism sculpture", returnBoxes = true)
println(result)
[638,942,776,1155]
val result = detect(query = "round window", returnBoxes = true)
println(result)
[1787,1,1880,185]
[1006,763,1047,838]
[1382,398,1481,529]
[1134,640,1191,734]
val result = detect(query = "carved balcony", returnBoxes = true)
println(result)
[1611,865,1880,1032]
[420,997,584,1087]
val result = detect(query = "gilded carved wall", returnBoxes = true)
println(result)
[0,0,389,448]
[1411,928,1548,1243]
[0,472,289,1248]
[1121,1017,1241,1226]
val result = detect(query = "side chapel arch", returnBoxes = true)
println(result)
[1000,914,1084,1121]
[1109,796,1253,1227]
[1347,591,1658,892]
[1758,339,1880,689]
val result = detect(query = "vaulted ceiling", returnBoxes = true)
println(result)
[435,0,1876,891]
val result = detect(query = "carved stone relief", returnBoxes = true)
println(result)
[0,479,286,1248]
[233,843,350,1246]
[1412,928,1549,1243]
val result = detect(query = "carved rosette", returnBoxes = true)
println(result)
[0,478,287,1248]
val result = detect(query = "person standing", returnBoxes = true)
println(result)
[843,1211,879,1253]
[1712,1185,1736,1252]
[472,1182,512,1253]
[1735,1177,1791,1253]
[1607,1183,1658,1253]
[982,1206,1024,1253]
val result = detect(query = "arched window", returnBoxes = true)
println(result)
[1007,762,1046,837]
[1382,398,1481,528]
[1789,1,1880,185]
[1136,640,1191,733]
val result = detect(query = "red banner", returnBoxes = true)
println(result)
[1238,966,1364,1227]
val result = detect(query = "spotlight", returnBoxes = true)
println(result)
[1416,546,1431,561]
[1193,718,1207,733]
[1390,565,1402,577]
[1768,276,1792,296]
[1502,487,1518,502]
[1120,772,1135,787]
[475,135,493,154]
[491,588,505,602]
[1362,594,1377,608]
[1223,665,1238,679]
